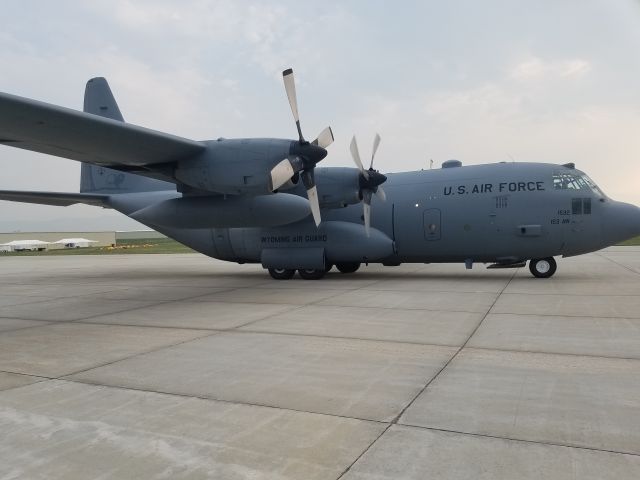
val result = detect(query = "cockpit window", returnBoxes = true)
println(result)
[553,172,605,196]
[553,173,582,190]
[582,175,605,197]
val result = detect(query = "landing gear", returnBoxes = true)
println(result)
[336,262,361,274]
[529,257,557,278]
[268,268,296,280]
[267,263,356,280]
[298,268,327,280]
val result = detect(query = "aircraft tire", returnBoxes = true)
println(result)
[336,262,361,274]
[529,257,557,278]
[298,268,326,280]
[268,268,296,280]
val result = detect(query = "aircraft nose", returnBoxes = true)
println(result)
[603,201,640,246]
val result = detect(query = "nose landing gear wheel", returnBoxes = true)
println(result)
[298,268,327,280]
[529,257,557,278]
[268,268,296,280]
[336,262,361,274]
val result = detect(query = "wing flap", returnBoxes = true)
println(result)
[0,190,110,207]
[0,92,206,167]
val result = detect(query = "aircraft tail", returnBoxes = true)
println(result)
[80,77,174,194]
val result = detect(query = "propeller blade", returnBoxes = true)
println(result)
[350,136,369,179]
[376,185,387,202]
[362,189,372,237]
[301,170,321,226]
[270,158,295,191]
[370,133,381,169]
[312,126,334,149]
[282,68,304,143]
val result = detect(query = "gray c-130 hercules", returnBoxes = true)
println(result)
[1,69,639,279]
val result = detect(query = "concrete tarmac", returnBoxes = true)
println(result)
[0,249,639,479]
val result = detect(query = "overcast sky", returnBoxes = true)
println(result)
[1,0,640,231]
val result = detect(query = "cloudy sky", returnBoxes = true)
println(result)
[1,0,640,231]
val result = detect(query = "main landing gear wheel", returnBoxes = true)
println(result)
[336,262,361,274]
[268,268,295,280]
[529,257,557,278]
[298,268,327,280]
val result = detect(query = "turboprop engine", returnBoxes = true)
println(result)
[174,68,334,226]
[173,138,327,196]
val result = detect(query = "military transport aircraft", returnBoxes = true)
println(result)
[1,69,639,279]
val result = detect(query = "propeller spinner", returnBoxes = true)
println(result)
[270,68,334,226]
[350,134,387,236]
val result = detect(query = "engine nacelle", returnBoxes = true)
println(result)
[284,167,362,208]
[174,138,293,195]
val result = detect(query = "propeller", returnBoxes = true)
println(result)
[349,134,387,236]
[269,68,333,226]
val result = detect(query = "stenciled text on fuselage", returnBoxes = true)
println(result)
[443,181,545,196]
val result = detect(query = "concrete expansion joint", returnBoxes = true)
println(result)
[596,252,640,276]
[336,424,393,480]
[50,377,388,426]
[1,285,244,325]
[0,370,54,395]
[487,310,640,320]
[230,328,461,348]
[58,330,221,379]
[225,280,376,332]
[71,319,225,333]
[0,319,56,334]
[501,291,640,297]
[399,424,640,458]
[465,345,640,362]
[0,369,53,380]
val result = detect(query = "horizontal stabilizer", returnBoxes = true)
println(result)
[0,91,206,168]
[0,190,110,207]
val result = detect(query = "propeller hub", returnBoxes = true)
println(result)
[360,170,387,190]
[289,141,328,167]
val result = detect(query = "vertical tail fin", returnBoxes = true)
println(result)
[80,78,174,194]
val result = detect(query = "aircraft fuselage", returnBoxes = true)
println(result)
[110,161,640,272]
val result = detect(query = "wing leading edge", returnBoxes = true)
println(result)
[0,190,110,207]
[0,91,206,168]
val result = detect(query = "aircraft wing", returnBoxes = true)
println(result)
[0,92,206,168]
[0,190,110,207]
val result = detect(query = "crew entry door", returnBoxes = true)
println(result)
[423,209,441,241]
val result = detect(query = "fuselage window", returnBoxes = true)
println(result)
[583,197,592,214]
